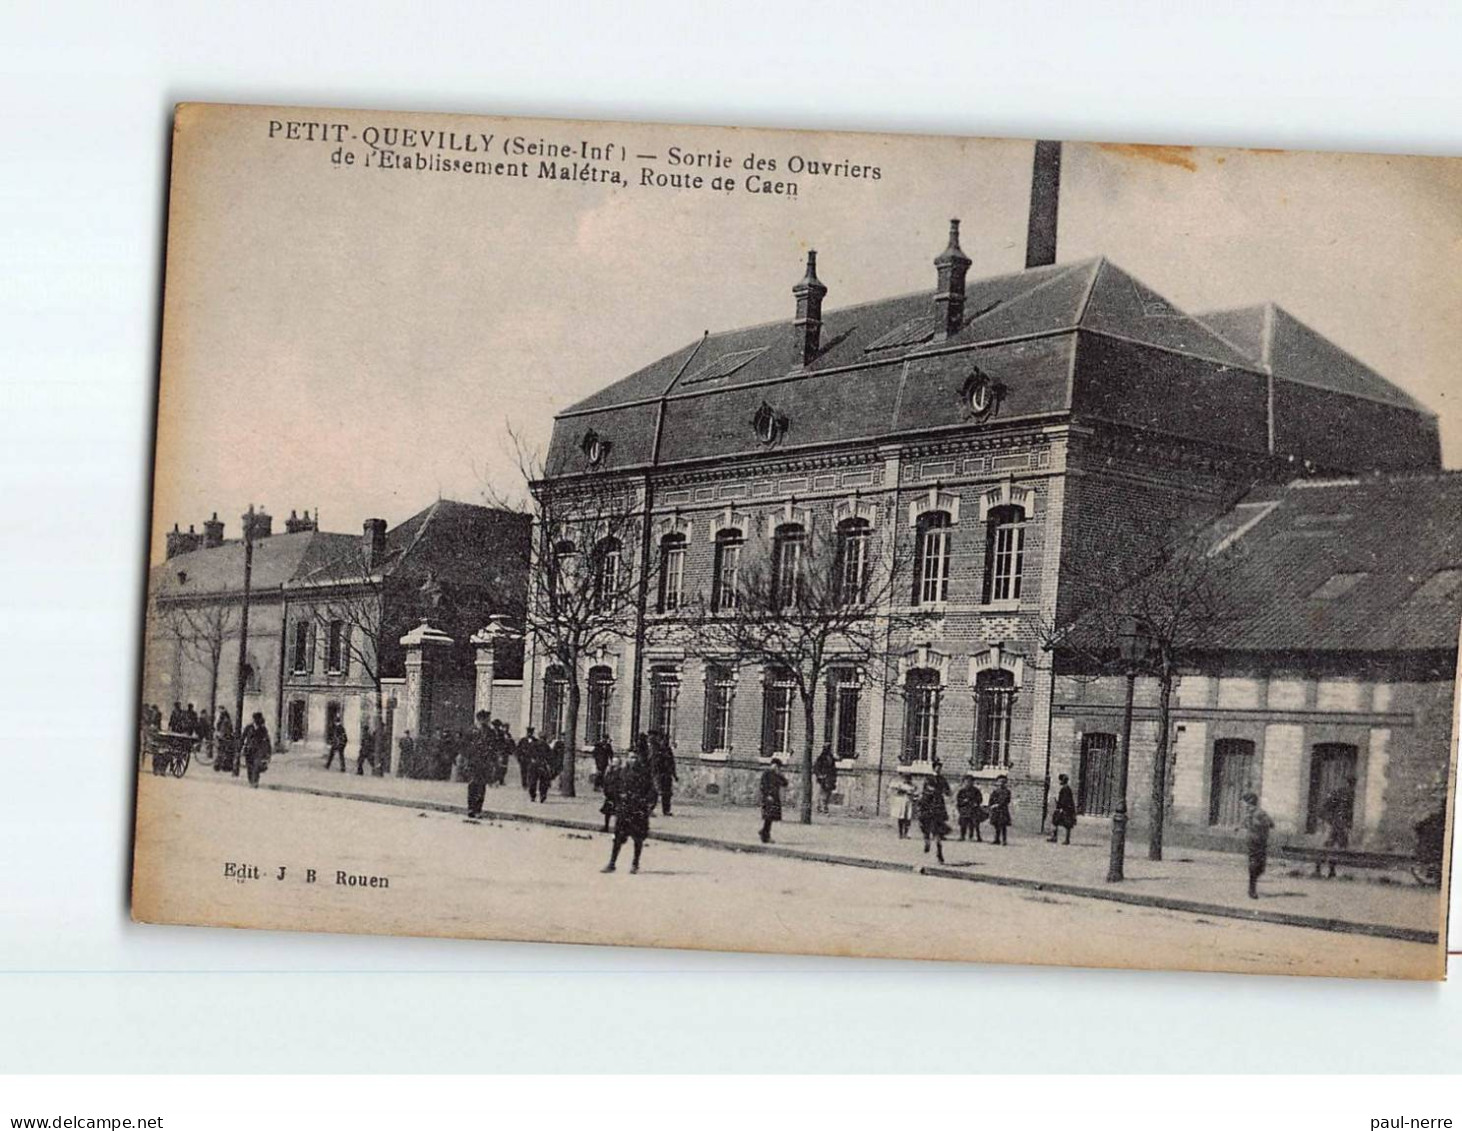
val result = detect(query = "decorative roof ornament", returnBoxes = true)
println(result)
[752,401,787,445]
[960,367,1003,421]
[580,428,610,466]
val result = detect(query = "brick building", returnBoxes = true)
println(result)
[527,178,1447,836]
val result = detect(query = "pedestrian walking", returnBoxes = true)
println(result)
[591,738,613,791]
[955,774,985,842]
[168,701,186,734]
[1241,791,1274,899]
[465,711,492,817]
[491,721,512,785]
[240,712,271,788]
[917,761,951,863]
[602,745,658,874]
[987,774,1014,846]
[325,719,349,772]
[813,744,838,815]
[534,738,564,802]
[183,703,200,738]
[516,728,536,790]
[355,721,377,776]
[890,771,916,839]
[213,707,234,773]
[758,756,789,844]
[599,754,623,832]
[650,731,678,816]
[1316,775,1356,878]
[1048,773,1077,845]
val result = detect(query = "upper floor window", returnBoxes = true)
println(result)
[712,529,743,612]
[973,668,1016,769]
[550,539,579,601]
[913,511,952,606]
[657,533,686,612]
[835,518,871,607]
[291,620,311,673]
[592,537,622,612]
[325,619,347,674]
[983,505,1026,604]
[772,523,805,609]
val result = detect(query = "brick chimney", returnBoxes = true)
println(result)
[241,507,272,541]
[791,250,827,369]
[284,508,316,534]
[363,518,388,571]
[933,219,972,339]
[202,512,224,548]
[1025,140,1061,269]
[165,523,202,559]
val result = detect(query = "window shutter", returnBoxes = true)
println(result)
[342,624,352,676]
[307,621,317,673]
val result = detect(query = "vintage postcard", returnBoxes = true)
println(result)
[133,102,1458,979]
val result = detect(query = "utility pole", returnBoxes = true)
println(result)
[231,505,256,776]
[1107,616,1150,883]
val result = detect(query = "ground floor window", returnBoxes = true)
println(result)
[543,665,567,742]
[287,699,307,742]
[902,668,941,763]
[762,668,796,757]
[824,668,860,760]
[1209,738,1257,826]
[1077,731,1118,816]
[974,669,1016,769]
[703,664,735,752]
[649,665,680,744]
[585,666,613,746]
[1306,743,1359,833]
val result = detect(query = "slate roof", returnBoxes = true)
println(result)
[1202,474,1462,654]
[1198,302,1431,414]
[288,499,530,599]
[150,530,358,601]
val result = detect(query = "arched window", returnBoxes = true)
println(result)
[542,664,567,741]
[657,533,686,612]
[703,663,735,752]
[772,523,805,609]
[550,538,579,601]
[711,529,743,612]
[834,518,871,607]
[585,665,614,745]
[974,668,1016,769]
[903,668,941,762]
[591,537,622,612]
[983,505,1026,603]
[913,511,952,606]
[761,666,797,757]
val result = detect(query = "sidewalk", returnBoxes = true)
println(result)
[253,753,1443,945]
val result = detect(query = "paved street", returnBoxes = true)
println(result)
[133,765,1444,978]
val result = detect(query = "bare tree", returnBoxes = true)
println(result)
[488,424,661,798]
[161,599,239,755]
[1043,497,1256,859]
[683,512,922,824]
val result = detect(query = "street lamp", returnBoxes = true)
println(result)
[1107,615,1151,883]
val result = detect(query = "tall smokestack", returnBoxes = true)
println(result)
[1025,140,1061,269]
[791,250,827,369]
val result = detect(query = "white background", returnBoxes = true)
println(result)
[1,0,1460,1075]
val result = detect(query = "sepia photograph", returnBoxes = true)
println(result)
[132,102,1458,981]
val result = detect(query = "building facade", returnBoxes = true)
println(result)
[528,207,1448,841]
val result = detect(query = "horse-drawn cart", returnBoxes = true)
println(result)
[144,730,200,778]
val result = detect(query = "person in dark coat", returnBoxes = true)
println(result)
[955,774,985,842]
[491,721,512,785]
[591,738,614,792]
[168,702,186,734]
[1241,791,1274,899]
[813,744,838,815]
[183,703,199,739]
[516,727,536,790]
[759,757,790,843]
[917,761,951,863]
[987,774,1014,846]
[599,754,623,832]
[1048,773,1077,844]
[214,707,234,773]
[650,731,677,816]
[1316,775,1356,878]
[602,746,658,873]
[534,738,564,802]
[240,712,271,788]
[325,719,349,772]
[356,721,377,776]
[464,711,492,817]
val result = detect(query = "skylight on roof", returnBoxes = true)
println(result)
[865,316,937,352]
[1309,572,1368,600]
[681,347,766,386]
[1410,568,1462,602]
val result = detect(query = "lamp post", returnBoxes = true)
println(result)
[1107,616,1150,883]
[231,505,256,776]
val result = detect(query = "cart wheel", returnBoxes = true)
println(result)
[172,750,190,778]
